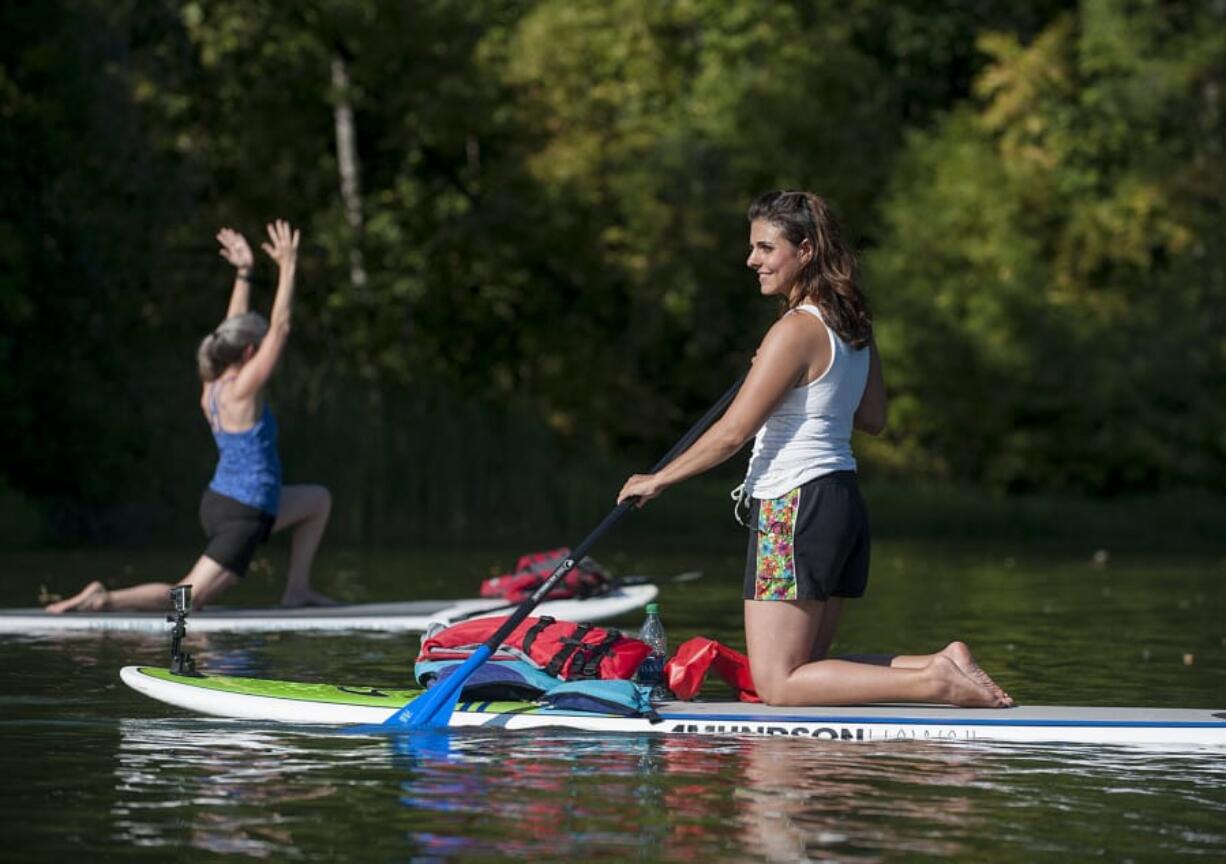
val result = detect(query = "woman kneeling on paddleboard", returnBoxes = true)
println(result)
[618,191,1012,708]
[48,221,335,613]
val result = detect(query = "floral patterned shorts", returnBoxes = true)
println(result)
[742,471,870,602]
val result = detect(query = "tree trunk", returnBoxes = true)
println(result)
[331,54,367,292]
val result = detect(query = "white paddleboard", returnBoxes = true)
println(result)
[119,665,1226,747]
[0,583,658,634]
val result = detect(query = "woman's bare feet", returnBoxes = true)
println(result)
[939,641,1014,706]
[280,588,338,608]
[927,655,1010,708]
[45,580,110,614]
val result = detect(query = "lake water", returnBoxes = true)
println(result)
[2,539,1224,862]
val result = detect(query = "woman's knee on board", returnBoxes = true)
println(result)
[749,661,809,707]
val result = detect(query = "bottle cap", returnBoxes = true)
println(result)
[645,602,660,614]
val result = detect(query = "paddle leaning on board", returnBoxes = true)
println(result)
[377,372,749,731]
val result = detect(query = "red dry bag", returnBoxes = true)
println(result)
[664,636,760,703]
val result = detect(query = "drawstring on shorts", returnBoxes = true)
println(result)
[730,482,756,531]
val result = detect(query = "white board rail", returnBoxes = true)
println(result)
[0,583,658,634]
[119,666,1226,748]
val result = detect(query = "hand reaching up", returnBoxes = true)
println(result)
[217,228,254,270]
[261,220,300,270]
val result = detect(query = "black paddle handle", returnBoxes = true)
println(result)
[477,371,748,652]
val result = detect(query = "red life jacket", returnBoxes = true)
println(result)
[479,547,616,603]
[418,615,651,681]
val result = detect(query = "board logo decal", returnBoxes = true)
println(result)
[667,722,978,741]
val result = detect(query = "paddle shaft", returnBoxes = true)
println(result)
[475,372,747,653]
[384,371,748,728]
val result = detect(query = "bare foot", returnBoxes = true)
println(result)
[280,588,339,608]
[940,641,1015,707]
[927,656,1009,708]
[45,581,109,614]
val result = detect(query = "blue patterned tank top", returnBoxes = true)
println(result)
[206,379,282,515]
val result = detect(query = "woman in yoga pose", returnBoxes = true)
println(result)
[49,220,334,612]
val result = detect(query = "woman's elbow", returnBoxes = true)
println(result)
[729,421,761,449]
[712,423,753,456]
[855,410,887,436]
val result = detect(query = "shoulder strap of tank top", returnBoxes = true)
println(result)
[791,303,823,322]
[208,376,235,430]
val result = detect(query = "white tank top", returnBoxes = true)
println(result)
[742,304,870,499]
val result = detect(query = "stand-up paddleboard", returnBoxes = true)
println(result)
[0,583,658,634]
[119,666,1226,747]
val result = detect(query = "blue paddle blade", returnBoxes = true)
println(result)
[392,729,456,766]
[381,645,493,730]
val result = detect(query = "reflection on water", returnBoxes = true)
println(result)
[114,720,349,856]
[109,718,1226,862]
[735,740,983,861]
[4,543,1225,862]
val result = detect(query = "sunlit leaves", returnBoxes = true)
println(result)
[868,0,1226,492]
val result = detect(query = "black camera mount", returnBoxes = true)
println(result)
[167,585,197,676]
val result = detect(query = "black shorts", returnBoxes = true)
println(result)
[742,471,869,602]
[199,489,275,578]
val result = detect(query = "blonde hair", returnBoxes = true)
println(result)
[196,313,269,381]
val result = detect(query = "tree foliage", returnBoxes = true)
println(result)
[2,0,1222,541]
[868,0,1226,492]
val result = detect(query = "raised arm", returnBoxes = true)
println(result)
[617,316,814,506]
[231,220,299,400]
[216,228,255,318]
[853,341,887,435]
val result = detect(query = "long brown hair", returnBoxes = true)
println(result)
[747,190,872,349]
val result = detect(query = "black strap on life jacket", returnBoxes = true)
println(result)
[545,623,592,678]
[522,616,555,656]
[571,628,623,679]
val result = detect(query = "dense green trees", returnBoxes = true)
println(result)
[2,0,1222,542]
[869,1,1226,492]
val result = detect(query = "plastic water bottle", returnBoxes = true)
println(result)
[636,602,670,701]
